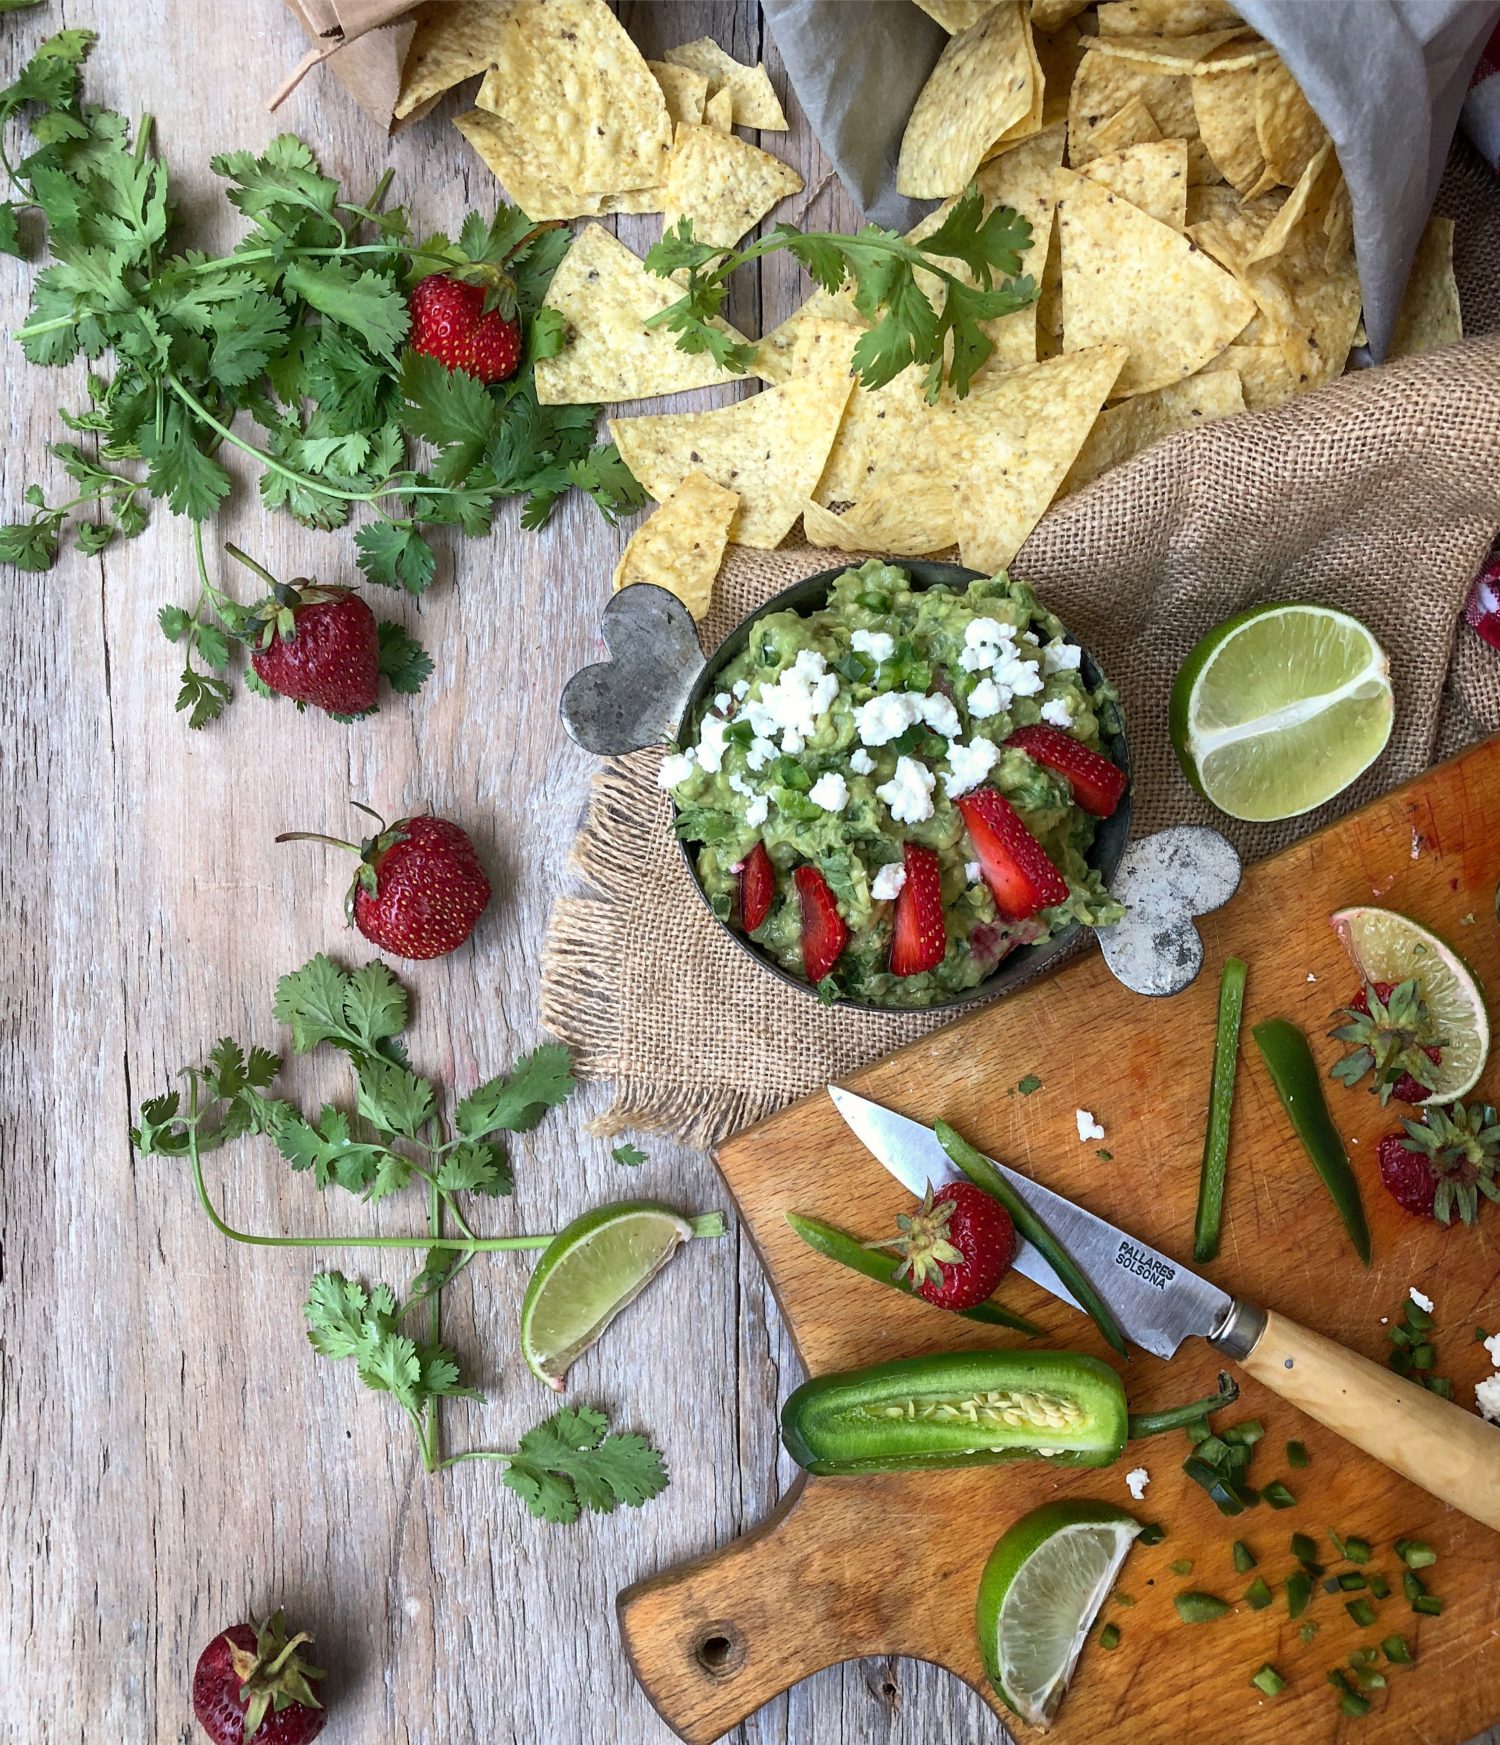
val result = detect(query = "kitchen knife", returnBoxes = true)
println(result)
[830,1085,1500,1533]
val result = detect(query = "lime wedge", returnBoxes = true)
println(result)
[1170,603,1393,822]
[521,1201,693,1390]
[1331,906,1489,1103]
[976,1500,1140,1728]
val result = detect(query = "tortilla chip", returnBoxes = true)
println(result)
[1035,21,1087,125]
[1254,54,1325,190]
[1244,137,1335,266]
[1057,168,1256,397]
[659,123,803,250]
[897,1,1039,198]
[1186,185,1281,267]
[1061,368,1244,492]
[802,487,964,556]
[1388,216,1461,358]
[612,472,738,617]
[1068,43,1216,181]
[661,38,788,130]
[704,85,734,131]
[1200,341,1298,409]
[1192,64,1264,192]
[1321,173,1353,269]
[395,1,511,121]
[1036,211,1065,356]
[472,1,671,196]
[1096,0,1243,32]
[1079,138,1189,228]
[1031,0,1090,27]
[533,225,749,404]
[956,345,1130,569]
[1082,92,1163,159]
[751,291,865,385]
[608,363,855,550]
[648,60,709,126]
[1090,29,1269,74]
[455,111,606,221]
[915,0,1001,30]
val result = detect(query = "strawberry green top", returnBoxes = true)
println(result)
[661,560,1125,1008]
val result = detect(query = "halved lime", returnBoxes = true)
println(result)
[1331,906,1490,1103]
[975,1500,1140,1728]
[1170,603,1393,822]
[521,1201,693,1391]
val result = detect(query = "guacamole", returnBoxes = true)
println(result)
[660,561,1126,1008]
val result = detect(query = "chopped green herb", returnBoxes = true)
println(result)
[1412,1595,1443,1617]
[1223,1419,1265,1446]
[1291,1532,1321,1567]
[1168,1558,1193,1577]
[1338,1573,1368,1592]
[1381,1635,1413,1665]
[1137,1522,1167,1546]
[1251,1664,1286,1698]
[1096,1148,1113,1161]
[1016,1073,1043,1095]
[1402,1570,1427,1602]
[1346,1599,1377,1628]
[1349,1647,1379,1667]
[1098,1623,1121,1650]
[1329,1528,1348,1557]
[1344,1536,1371,1564]
[1286,1571,1313,1619]
[1404,1297,1434,1330]
[611,1143,647,1167]
[1232,1541,1256,1574]
[1424,1376,1454,1400]
[1286,1439,1310,1468]
[1367,1573,1391,1600]
[1263,1480,1297,1509]
[1339,1691,1372,1718]
[1478,1325,1493,1343]
[1244,1576,1273,1610]
[1395,1538,1436,1569]
[1351,1666,1387,1692]
[1174,1592,1231,1624]
[1111,1591,1136,1608]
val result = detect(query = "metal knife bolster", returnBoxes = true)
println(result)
[1208,1298,1268,1360]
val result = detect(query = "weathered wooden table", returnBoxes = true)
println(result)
[2,4,1496,1743]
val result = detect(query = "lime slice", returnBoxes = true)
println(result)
[1331,906,1490,1103]
[1170,603,1393,822]
[521,1201,693,1390]
[976,1500,1140,1728]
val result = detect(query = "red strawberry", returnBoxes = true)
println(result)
[1376,1131,1438,1219]
[192,1612,326,1745]
[1006,724,1128,818]
[740,840,775,933]
[956,786,1070,921]
[795,863,848,984]
[890,842,946,977]
[1462,555,1500,652]
[408,273,521,384]
[1334,981,1443,1104]
[278,808,492,959]
[870,1181,1016,1311]
[249,586,380,716]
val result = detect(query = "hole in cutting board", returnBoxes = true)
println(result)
[694,1625,745,1678]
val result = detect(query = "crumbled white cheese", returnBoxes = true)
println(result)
[967,678,1003,719]
[1042,639,1082,675]
[851,628,896,664]
[920,692,963,740]
[958,616,1016,673]
[876,755,936,825]
[808,772,850,813]
[1484,1331,1500,1368]
[1409,1287,1435,1315]
[849,748,876,776]
[745,651,839,752]
[1477,1374,1500,1424]
[745,795,769,828]
[965,860,982,883]
[732,678,750,700]
[1306,973,1318,983]
[853,689,926,747]
[992,645,1045,701]
[1021,631,1040,647]
[1124,1466,1150,1502]
[1076,1108,1105,1143]
[1039,697,1074,728]
[942,736,1000,799]
[871,862,907,901]
[658,749,696,789]
[728,772,755,798]
[714,691,732,712]
[746,735,776,771]
[781,729,805,755]
[697,713,731,774]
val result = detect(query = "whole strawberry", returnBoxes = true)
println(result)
[868,1181,1016,1312]
[278,806,492,960]
[225,543,380,717]
[408,272,521,384]
[192,1611,326,1745]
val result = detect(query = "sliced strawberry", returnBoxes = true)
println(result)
[740,841,775,934]
[890,842,946,977]
[1007,724,1127,818]
[795,864,848,984]
[957,787,1070,921]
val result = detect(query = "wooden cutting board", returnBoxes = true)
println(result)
[619,736,1500,1745]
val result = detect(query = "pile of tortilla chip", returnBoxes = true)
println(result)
[395,0,801,242]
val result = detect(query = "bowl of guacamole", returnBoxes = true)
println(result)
[659,559,1130,1012]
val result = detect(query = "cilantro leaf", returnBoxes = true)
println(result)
[398,349,499,467]
[502,1405,669,1523]
[138,406,232,519]
[273,954,354,1053]
[0,202,22,257]
[0,515,59,570]
[282,258,408,360]
[355,1054,435,1139]
[305,1271,481,1426]
[341,960,409,1053]
[356,521,436,594]
[435,1141,511,1197]
[453,1044,576,1139]
[175,667,230,729]
[612,1143,647,1167]
[376,620,434,694]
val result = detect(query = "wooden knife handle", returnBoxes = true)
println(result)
[1237,1308,1500,1532]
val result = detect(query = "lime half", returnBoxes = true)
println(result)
[521,1201,693,1390]
[1332,906,1490,1103]
[1170,603,1393,822]
[976,1500,1140,1728]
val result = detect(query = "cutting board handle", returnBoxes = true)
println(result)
[1237,1309,1500,1532]
[618,1476,880,1745]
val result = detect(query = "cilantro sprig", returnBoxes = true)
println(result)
[644,187,1037,401]
[131,954,722,1503]
[0,30,644,593]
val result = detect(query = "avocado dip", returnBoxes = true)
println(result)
[659,560,1126,1008]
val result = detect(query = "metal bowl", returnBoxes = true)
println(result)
[561,560,1131,1015]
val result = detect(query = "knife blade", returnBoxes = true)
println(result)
[828,1085,1238,1361]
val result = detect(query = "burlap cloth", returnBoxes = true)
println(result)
[539,147,1500,1146]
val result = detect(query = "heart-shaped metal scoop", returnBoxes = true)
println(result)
[559,584,707,756]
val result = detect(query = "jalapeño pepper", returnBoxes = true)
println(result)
[780,1350,1128,1476]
